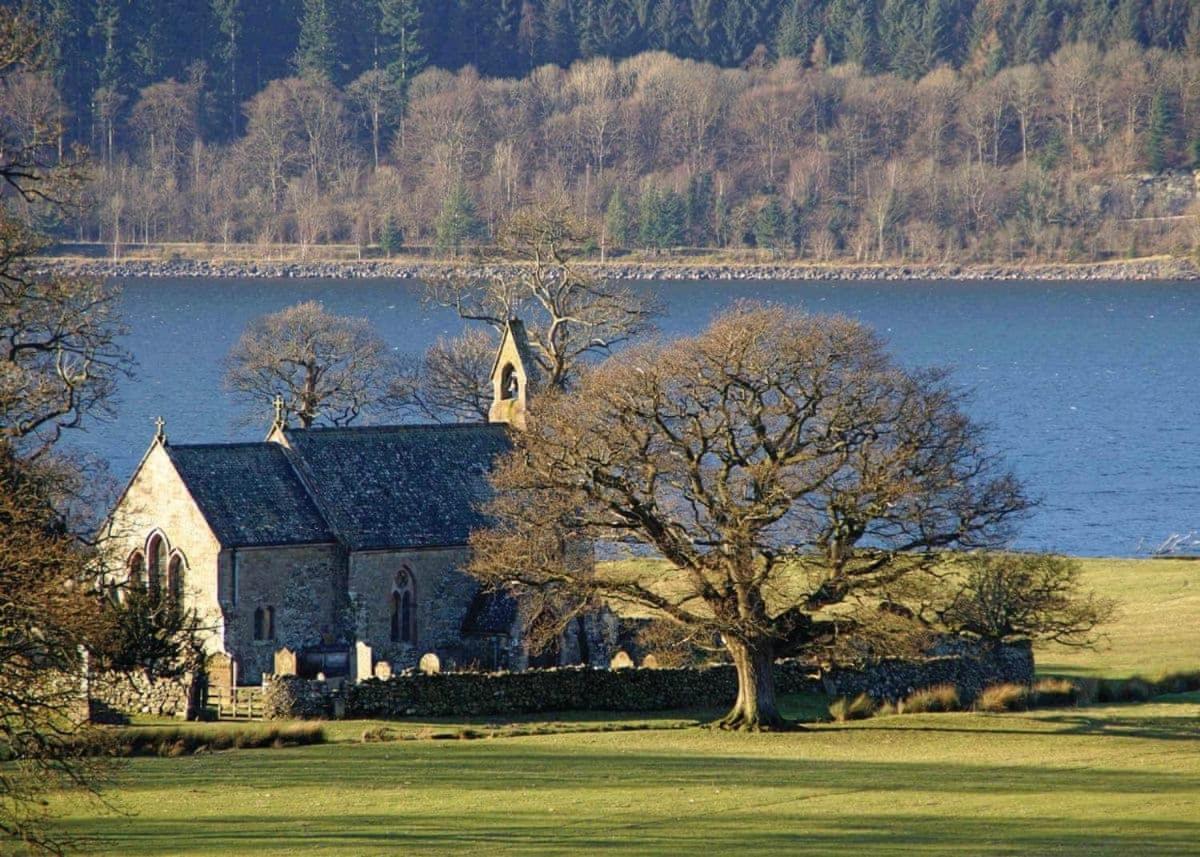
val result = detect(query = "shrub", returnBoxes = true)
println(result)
[1151,671,1200,695]
[976,683,1030,712]
[900,684,961,714]
[828,692,876,723]
[1122,678,1154,702]
[1031,678,1080,708]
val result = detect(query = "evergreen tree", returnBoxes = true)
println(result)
[379,0,425,90]
[1146,89,1174,172]
[489,0,521,74]
[775,0,816,60]
[542,0,577,66]
[719,0,764,65]
[379,213,404,255]
[294,0,336,80]
[605,187,633,248]
[753,197,787,251]
[211,0,244,136]
[638,187,685,249]
[1111,0,1144,44]
[435,181,484,254]
[685,172,714,245]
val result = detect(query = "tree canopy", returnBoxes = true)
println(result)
[470,304,1031,729]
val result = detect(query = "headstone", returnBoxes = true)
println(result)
[354,640,373,684]
[373,660,393,680]
[274,647,298,677]
[610,650,634,670]
[641,654,660,669]
[206,652,235,693]
[419,652,441,675]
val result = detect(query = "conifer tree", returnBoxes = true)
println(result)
[435,180,485,254]
[753,197,787,251]
[1146,89,1174,173]
[294,0,336,80]
[605,187,632,248]
[379,0,425,90]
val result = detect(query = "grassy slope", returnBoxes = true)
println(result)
[1035,559,1200,678]
[47,558,1200,855]
[53,695,1200,856]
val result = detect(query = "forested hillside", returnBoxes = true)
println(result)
[13,0,1200,261]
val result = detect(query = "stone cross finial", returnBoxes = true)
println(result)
[154,415,167,444]
[272,394,286,428]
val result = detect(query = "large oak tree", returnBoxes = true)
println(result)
[470,305,1029,730]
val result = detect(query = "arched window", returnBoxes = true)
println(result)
[167,554,185,601]
[146,533,168,597]
[254,606,276,641]
[126,550,145,593]
[390,569,416,645]
[500,363,518,400]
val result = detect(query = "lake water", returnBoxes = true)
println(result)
[73,277,1200,557]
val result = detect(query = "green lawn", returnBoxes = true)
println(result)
[51,694,1200,855]
[1034,558,1200,678]
[42,557,1200,855]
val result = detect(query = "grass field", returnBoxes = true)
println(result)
[1034,558,1200,678]
[45,557,1200,855]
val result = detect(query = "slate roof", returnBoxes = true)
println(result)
[165,443,335,547]
[461,589,518,636]
[281,423,512,551]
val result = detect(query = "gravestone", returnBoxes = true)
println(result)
[373,660,393,680]
[609,650,634,670]
[354,641,372,684]
[419,652,441,675]
[206,652,235,694]
[274,647,297,677]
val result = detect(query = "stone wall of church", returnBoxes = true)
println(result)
[348,547,480,671]
[219,543,347,684]
[103,442,224,645]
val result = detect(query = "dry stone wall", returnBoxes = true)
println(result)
[262,641,1033,719]
[87,670,199,721]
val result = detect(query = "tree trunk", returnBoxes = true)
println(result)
[717,637,789,731]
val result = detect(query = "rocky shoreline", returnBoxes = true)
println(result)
[34,255,1200,282]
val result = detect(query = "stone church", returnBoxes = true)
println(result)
[104,321,613,686]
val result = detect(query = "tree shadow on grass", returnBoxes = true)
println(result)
[61,808,1200,856]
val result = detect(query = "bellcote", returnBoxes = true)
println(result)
[488,319,540,430]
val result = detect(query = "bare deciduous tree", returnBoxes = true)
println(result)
[224,300,397,428]
[426,204,659,391]
[470,305,1029,730]
[390,328,497,423]
[934,553,1116,647]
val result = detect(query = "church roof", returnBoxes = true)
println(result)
[166,443,335,547]
[281,423,512,551]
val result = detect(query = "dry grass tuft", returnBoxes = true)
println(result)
[828,693,877,723]
[976,683,1031,712]
[899,684,961,714]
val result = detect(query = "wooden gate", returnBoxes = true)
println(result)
[208,686,264,720]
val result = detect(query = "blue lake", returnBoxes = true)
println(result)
[74,277,1200,557]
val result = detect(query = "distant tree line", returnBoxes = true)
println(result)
[11,1,1200,262]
